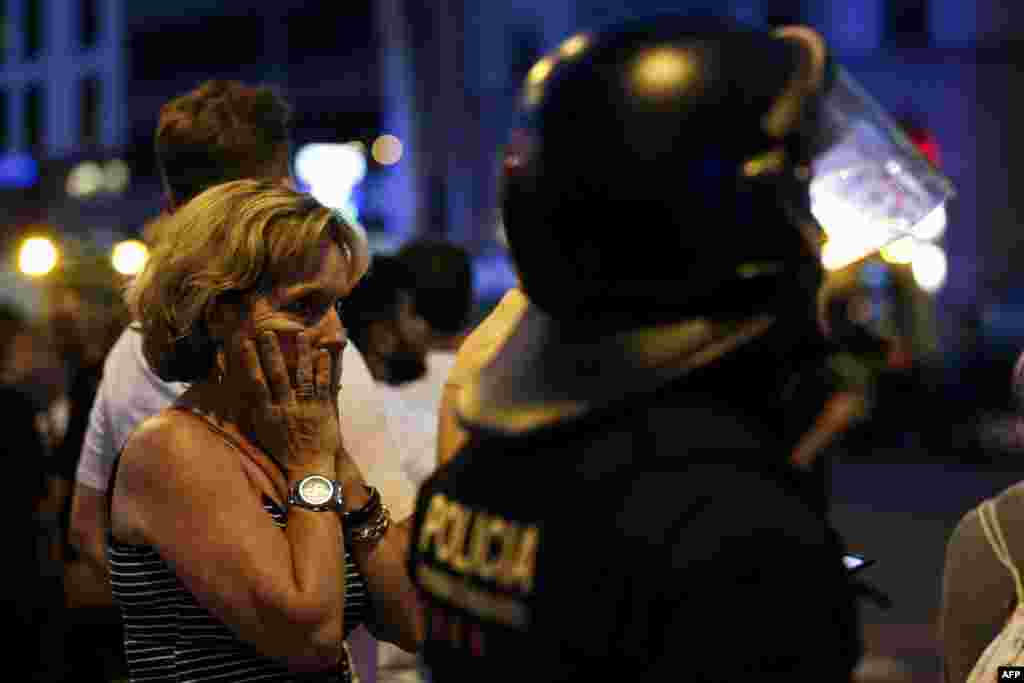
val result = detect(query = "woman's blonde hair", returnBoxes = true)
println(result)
[127,179,370,382]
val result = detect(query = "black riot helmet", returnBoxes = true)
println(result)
[499,14,952,333]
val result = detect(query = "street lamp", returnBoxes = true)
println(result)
[19,237,59,276]
[111,240,149,276]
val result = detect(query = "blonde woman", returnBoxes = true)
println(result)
[109,180,423,682]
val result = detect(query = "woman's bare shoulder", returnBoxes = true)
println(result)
[119,409,241,488]
[948,482,1024,532]
[946,482,1024,566]
[998,481,1024,510]
[113,410,238,542]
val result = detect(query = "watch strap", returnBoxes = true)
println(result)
[342,485,381,527]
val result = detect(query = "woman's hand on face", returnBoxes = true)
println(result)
[231,330,342,473]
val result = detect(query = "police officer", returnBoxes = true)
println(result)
[408,13,951,682]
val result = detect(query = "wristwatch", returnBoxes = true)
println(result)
[288,475,345,512]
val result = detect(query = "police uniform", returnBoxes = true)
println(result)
[407,13,952,682]
[408,301,862,682]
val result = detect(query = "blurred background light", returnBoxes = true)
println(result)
[111,240,149,275]
[19,237,58,276]
[295,143,367,187]
[558,33,589,58]
[904,121,942,168]
[66,161,105,198]
[911,241,948,293]
[103,159,131,194]
[371,134,403,165]
[822,238,874,272]
[0,153,39,189]
[294,142,367,212]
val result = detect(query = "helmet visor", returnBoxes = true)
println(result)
[808,66,955,268]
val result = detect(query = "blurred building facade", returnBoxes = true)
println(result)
[0,0,126,157]
[0,0,126,314]
[0,0,1017,346]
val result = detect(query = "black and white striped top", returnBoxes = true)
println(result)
[109,494,369,683]
[107,407,371,683]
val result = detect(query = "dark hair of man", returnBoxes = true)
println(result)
[395,239,473,336]
[155,79,292,206]
[340,255,417,348]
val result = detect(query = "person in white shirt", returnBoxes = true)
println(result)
[345,240,474,683]
[387,240,473,481]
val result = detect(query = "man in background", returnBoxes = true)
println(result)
[341,241,477,483]
[387,239,474,483]
[341,253,431,388]
[364,240,475,683]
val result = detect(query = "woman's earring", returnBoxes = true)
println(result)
[215,344,226,385]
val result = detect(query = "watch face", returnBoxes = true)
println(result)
[300,477,334,506]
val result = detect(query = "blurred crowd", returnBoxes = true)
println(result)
[4,283,130,681]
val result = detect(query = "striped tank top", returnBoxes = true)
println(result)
[108,410,371,683]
